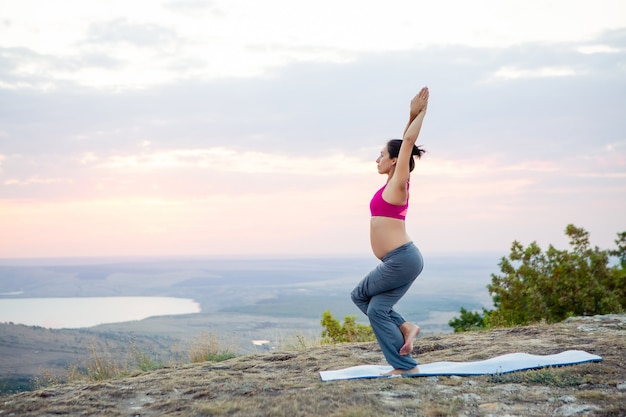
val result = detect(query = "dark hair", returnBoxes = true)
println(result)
[386,139,426,172]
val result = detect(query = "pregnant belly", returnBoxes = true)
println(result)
[370,217,411,259]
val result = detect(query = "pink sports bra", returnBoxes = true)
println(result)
[369,183,409,220]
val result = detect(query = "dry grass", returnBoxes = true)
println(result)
[277,332,322,351]
[188,332,236,363]
[86,343,128,381]
[25,332,238,390]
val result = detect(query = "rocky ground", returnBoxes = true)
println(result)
[1,315,625,417]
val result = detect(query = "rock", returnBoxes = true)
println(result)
[1,315,624,417]
[558,395,577,403]
[556,404,600,416]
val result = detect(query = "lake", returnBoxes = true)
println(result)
[0,253,502,331]
[0,296,201,329]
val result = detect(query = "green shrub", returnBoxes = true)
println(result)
[320,310,376,343]
[450,224,625,331]
[448,307,490,332]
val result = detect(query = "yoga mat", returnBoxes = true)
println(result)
[319,350,602,381]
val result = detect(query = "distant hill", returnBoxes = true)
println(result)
[1,315,624,417]
[0,322,177,391]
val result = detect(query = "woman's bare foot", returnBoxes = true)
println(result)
[381,366,419,376]
[399,322,420,356]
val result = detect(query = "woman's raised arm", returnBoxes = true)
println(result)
[392,87,429,186]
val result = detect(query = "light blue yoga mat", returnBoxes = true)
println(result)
[319,350,602,381]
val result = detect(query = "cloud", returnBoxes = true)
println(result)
[577,45,622,54]
[84,19,178,46]
[422,158,560,178]
[1,34,625,161]
[492,66,579,80]
[4,177,72,186]
[576,173,626,178]
[1,10,624,256]
[163,0,221,13]
[2,1,624,90]
[98,148,372,176]
[0,46,124,90]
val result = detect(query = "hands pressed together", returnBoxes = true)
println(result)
[410,87,429,118]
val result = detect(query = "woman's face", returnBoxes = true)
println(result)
[376,146,396,174]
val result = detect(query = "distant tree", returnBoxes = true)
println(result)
[449,225,625,331]
[320,310,376,343]
[448,307,491,332]
[610,231,626,269]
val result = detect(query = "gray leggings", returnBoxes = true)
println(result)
[351,242,424,370]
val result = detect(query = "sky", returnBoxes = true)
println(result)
[0,0,625,259]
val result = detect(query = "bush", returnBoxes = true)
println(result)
[449,224,625,331]
[448,307,490,332]
[320,310,376,343]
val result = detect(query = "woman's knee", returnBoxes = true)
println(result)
[366,300,389,319]
[350,287,363,305]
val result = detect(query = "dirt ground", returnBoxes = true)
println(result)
[2,315,625,417]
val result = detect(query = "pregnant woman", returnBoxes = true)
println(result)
[351,87,429,375]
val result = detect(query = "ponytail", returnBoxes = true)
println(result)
[411,144,426,159]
